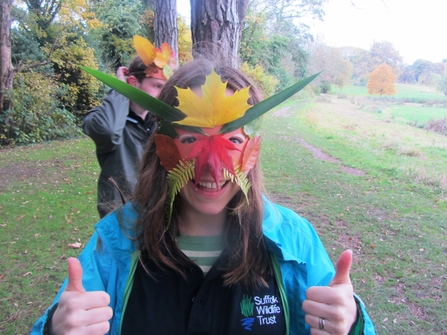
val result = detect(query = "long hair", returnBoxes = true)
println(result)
[132,58,271,287]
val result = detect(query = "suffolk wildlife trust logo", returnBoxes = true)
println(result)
[240,295,255,330]
[240,294,281,330]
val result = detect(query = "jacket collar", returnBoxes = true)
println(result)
[94,198,307,269]
[94,202,139,268]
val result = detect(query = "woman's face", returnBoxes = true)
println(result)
[174,87,249,217]
[175,126,247,217]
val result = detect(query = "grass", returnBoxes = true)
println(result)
[389,105,447,124]
[1,87,447,334]
[262,97,447,334]
[0,139,100,333]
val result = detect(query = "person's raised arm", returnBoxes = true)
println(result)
[82,67,131,153]
[49,258,113,335]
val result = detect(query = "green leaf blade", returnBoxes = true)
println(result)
[80,66,186,123]
[219,72,321,134]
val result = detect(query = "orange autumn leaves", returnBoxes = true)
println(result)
[133,35,176,72]
[367,62,397,96]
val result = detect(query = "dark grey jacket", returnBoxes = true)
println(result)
[83,91,156,218]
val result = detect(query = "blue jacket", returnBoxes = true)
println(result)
[32,199,375,334]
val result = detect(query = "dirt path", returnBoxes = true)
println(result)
[274,106,366,176]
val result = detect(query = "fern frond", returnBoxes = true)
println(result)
[223,166,251,205]
[166,160,195,229]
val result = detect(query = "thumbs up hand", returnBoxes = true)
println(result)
[302,250,357,334]
[50,258,113,335]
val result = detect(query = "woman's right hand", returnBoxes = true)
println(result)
[50,258,113,335]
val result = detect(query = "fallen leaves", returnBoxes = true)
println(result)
[67,242,82,249]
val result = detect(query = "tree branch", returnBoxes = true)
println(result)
[16,29,60,73]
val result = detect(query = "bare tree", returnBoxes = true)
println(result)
[190,0,249,68]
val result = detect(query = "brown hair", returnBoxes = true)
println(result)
[128,56,159,82]
[131,58,271,287]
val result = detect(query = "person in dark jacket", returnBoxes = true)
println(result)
[83,36,176,218]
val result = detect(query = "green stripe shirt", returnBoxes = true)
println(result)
[176,234,226,275]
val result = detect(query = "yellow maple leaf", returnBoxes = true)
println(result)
[174,69,251,128]
[133,35,155,66]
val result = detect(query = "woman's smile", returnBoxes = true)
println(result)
[180,171,240,217]
[195,179,228,190]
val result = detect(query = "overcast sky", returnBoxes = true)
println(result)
[177,0,446,65]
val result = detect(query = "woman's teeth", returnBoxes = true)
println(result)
[197,180,226,189]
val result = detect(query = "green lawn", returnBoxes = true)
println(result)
[262,97,447,334]
[0,139,100,333]
[389,105,447,123]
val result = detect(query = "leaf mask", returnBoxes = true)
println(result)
[81,63,319,228]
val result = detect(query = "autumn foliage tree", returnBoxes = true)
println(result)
[367,62,397,96]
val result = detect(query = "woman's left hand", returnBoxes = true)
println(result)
[303,250,357,334]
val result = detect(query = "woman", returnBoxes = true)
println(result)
[32,59,375,335]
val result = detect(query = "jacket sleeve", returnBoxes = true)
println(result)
[30,232,115,335]
[83,90,130,154]
[263,200,375,335]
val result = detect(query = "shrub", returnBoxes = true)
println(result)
[1,71,82,146]
[51,39,102,114]
[406,120,426,129]
[319,81,331,94]
[425,117,447,135]
[240,62,279,97]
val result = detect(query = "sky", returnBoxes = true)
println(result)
[177,0,447,65]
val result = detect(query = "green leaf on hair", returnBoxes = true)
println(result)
[159,121,178,138]
[219,72,321,134]
[175,124,208,135]
[243,117,263,138]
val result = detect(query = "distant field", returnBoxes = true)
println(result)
[337,83,446,101]
[390,105,447,123]
[329,83,447,128]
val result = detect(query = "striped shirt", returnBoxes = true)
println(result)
[177,234,226,275]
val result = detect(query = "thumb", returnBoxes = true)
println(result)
[65,258,86,293]
[329,249,353,287]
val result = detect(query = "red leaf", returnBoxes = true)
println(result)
[241,136,261,171]
[187,134,241,188]
[155,134,182,171]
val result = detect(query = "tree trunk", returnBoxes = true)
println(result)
[190,0,249,68]
[153,0,178,67]
[0,0,14,139]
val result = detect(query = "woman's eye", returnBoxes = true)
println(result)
[178,134,197,144]
[229,134,246,144]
